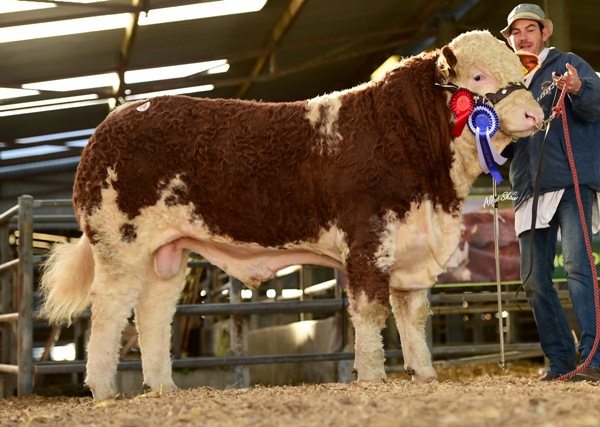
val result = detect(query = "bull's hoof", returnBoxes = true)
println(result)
[143,381,179,394]
[356,369,387,382]
[406,366,437,382]
[87,383,117,401]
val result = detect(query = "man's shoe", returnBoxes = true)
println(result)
[569,366,600,382]
[539,372,560,381]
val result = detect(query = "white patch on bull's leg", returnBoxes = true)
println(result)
[135,251,188,394]
[305,93,343,154]
[347,289,388,381]
[85,259,145,400]
[374,210,399,272]
[389,288,436,381]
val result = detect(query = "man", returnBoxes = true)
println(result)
[501,3,600,381]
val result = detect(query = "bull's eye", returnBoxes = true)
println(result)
[474,75,483,81]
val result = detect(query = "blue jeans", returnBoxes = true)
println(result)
[519,185,600,376]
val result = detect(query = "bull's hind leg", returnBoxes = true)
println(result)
[390,288,436,381]
[85,260,145,400]
[134,247,189,394]
[347,288,389,381]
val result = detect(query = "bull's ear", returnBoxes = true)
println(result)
[516,50,540,76]
[438,45,458,80]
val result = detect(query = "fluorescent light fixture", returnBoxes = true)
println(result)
[16,128,95,144]
[1,145,70,161]
[138,0,268,26]
[0,87,40,100]
[125,60,228,84]
[0,0,107,14]
[0,94,99,112]
[0,0,267,43]
[125,84,215,101]
[22,60,228,93]
[0,98,109,118]
[371,55,400,81]
[207,63,231,74]
[65,139,90,148]
[0,0,54,14]
[0,14,130,44]
[23,73,119,92]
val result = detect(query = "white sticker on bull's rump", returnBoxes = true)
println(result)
[136,101,151,112]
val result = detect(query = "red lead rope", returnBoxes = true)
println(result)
[554,75,600,381]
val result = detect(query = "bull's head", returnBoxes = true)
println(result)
[437,30,544,187]
[438,30,543,139]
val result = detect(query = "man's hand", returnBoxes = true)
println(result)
[555,63,582,94]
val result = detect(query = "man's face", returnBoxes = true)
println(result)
[507,18,549,55]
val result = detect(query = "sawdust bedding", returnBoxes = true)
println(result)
[2,361,600,427]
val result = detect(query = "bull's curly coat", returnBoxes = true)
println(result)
[40,30,543,400]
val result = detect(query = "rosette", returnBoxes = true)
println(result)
[468,103,506,184]
[450,88,475,137]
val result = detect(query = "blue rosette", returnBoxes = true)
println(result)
[468,103,507,184]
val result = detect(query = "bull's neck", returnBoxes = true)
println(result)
[449,132,512,199]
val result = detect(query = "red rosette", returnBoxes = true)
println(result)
[450,88,475,137]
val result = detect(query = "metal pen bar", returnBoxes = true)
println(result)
[32,342,542,374]
[17,195,34,396]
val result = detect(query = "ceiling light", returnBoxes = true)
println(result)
[125,60,228,84]
[0,94,99,112]
[23,73,119,92]
[0,0,267,43]
[16,129,96,144]
[0,0,107,14]
[207,63,231,74]
[21,59,228,93]
[370,55,400,81]
[0,14,130,44]
[1,145,71,161]
[0,87,40,100]
[138,0,268,26]
[0,0,54,14]
[125,84,215,101]
[0,98,109,118]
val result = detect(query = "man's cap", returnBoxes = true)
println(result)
[501,3,553,38]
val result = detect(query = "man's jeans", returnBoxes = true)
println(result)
[519,185,600,376]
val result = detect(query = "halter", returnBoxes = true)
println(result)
[436,81,527,107]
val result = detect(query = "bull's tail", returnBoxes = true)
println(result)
[39,234,94,325]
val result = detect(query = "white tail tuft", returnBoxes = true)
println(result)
[39,234,94,325]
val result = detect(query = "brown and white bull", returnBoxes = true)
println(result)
[40,30,543,400]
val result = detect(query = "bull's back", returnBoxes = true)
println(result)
[74,95,333,245]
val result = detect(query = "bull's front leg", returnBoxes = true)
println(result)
[347,287,389,381]
[389,288,436,381]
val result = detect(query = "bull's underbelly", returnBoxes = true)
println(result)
[171,234,346,288]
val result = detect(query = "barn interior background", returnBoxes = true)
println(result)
[0,0,597,397]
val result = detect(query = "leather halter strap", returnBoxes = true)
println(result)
[484,82,527,105]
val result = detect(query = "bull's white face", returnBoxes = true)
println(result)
[446,31,544,139]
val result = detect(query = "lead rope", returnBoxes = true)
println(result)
[554,75,600,381]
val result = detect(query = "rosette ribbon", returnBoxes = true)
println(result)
[467,104,507,184]
[450,88,475,137]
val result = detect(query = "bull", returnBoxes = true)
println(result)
[40,30,543,400]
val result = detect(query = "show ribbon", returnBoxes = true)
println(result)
[467,104,506,184]
[450,88,475,137]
